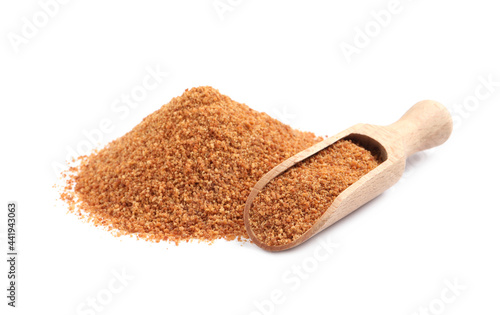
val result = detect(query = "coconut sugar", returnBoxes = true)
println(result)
[248,139,380,246]
[60,86,322,244]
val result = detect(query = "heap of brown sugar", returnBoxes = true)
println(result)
[248,139,380,247]
[60,86,322,244]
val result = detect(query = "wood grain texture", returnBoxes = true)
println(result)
[244,100,453,251]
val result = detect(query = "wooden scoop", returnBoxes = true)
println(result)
[243,100,453,251]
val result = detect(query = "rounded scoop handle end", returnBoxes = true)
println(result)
[388,100,453,157]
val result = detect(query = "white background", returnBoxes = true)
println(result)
[1,1,499,314]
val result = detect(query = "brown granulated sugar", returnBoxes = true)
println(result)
[60,86,322,244]
[248,139,380,247]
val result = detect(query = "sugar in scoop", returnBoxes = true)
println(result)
[248,139,380,247]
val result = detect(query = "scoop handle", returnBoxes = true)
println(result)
[387,100,453,157]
